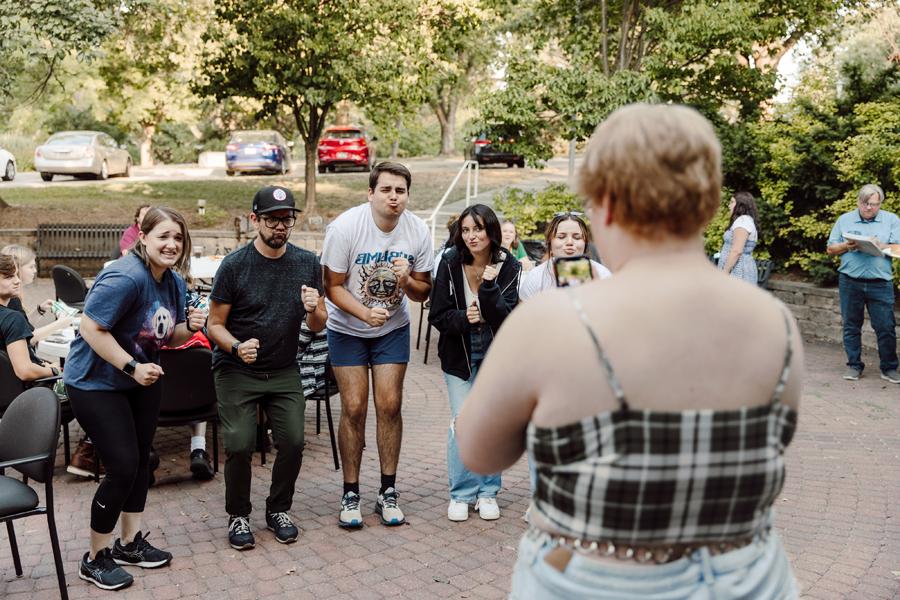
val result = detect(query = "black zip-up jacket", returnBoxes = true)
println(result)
[428,246,521,380]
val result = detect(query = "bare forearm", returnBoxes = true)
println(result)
[306,303,327,332]
[206,322,239,350]
[403,277,431,302]
[166,322,197,347]
[80,326,133,370]
[827,242,851,256]
[325,285,370,322]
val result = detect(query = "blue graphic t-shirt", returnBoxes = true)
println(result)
[64,253,186,391]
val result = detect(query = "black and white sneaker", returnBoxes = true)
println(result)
[266,511,299,544]
[111,531,172,568]
[190,449,215,480]
[79,548,134,591]
[228,515,255,550]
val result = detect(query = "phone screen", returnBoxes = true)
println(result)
[553,255,594,288]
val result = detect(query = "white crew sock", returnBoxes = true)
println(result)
[190,436,206,452]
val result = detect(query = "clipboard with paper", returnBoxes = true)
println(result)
[844,233,885,257]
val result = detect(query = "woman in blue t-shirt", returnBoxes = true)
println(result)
[63,207,207,591]
[0,254,59,381]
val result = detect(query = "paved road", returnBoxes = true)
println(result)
[2,158,575,189]
[3,283,895,599]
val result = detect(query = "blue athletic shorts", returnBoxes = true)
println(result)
[327,325,410,367]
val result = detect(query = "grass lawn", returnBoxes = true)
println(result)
[0,165,553,229]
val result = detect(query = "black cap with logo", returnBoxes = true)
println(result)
[252,186,302,214]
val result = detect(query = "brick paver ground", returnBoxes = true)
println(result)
[2,281,898,599]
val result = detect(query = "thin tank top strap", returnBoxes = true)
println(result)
[568,291,630,412]
[771,303,794,406]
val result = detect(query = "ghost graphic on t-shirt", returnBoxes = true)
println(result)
[152,306,174,339]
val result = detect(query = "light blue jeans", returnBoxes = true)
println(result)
[445,368,501,502]
[510,528,798,599]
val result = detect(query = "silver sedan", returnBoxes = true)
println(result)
[34,130,132,181]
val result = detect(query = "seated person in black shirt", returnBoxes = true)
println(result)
[0,255,58,382]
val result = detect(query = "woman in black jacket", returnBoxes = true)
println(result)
[429,204,521,522]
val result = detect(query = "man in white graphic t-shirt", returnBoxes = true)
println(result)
[321,162,434,529]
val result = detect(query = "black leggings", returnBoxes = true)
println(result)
[66,384,161,534]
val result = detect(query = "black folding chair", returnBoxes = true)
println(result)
[0,387,68,599]
[0,351,74,465]
[157,347,220,473]
[51,264,88,310]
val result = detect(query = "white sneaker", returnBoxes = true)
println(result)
[339,492,363,529]
[475,497,500,520]
[447,500,469,522]
[375,487,405,526]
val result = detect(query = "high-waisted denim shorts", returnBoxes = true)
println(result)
[510,528,798,600]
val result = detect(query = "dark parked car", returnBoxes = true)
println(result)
[225,130,292,176]
[317,126,375,173]
[465,132,525,168]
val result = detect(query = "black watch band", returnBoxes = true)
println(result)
[186,320,198,333]
[231,341,241,357]
[122,359,138,376]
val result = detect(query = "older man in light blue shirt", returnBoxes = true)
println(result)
[826,183,900,383]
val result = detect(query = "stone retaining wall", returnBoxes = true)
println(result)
[768,278,900,351]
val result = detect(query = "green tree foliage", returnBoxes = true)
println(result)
[476,0,846,163]
[720,5,900,285]
[98,0,209,166]
[198,0,381,215]
[493,183,584,238]
[0,1,119,103]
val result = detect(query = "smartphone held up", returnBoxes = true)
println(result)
[553,255,594,288]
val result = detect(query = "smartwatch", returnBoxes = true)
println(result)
[231,341,241,357]
[50,366,60,377]
[122,359,138,377]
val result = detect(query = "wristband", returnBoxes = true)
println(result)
[37,305,46,316]
[186,320,199,333]
[231,341,241,357]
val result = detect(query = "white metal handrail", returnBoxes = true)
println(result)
[426,160,479,248]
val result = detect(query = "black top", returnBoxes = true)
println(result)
[6,296,32,329]
[210,242,323,372]
[0,304,42,365]
[428,247,520,380]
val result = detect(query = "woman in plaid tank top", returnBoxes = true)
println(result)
[455,104,804,599]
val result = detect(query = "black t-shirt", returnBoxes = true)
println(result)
[210,242,323,372]
[0,304,42,365]
[6,296,33,331]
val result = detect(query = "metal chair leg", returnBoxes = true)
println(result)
[212,420,219,474]
[416,301,425,349]
[45,483,69,600]
[62,423,70,465]
[424,321,433,364]
[324,395,340,471]
[6,521,22,576]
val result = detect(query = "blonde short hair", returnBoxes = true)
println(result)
[578,103,722,239]
[1,244,36,269]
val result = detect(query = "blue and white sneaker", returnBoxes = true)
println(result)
[375,487,405,526]
[339,491,363,528]
[111,531,172,568]
[79,548,133,590]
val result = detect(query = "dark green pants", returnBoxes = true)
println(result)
[214,364,305,516]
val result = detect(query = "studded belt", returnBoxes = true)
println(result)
[526,526,762,565]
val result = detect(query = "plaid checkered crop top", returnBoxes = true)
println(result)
[527,296,798,544]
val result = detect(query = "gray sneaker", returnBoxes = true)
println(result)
[842,367,862,381]
[880,369,900,384]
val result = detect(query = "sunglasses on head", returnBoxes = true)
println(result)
[553,211,585,218]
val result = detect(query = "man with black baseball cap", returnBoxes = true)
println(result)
[207,185,327,550]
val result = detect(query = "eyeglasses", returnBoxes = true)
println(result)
[261,215,296,228]
[553,211,585,219]
[862,202,881,209]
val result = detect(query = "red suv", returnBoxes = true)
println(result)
[317,126,375,173]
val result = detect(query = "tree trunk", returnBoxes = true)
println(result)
[433,96,457,156]
[140,123,155,167]
[304,139,317,216]
[391,116,401,159]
